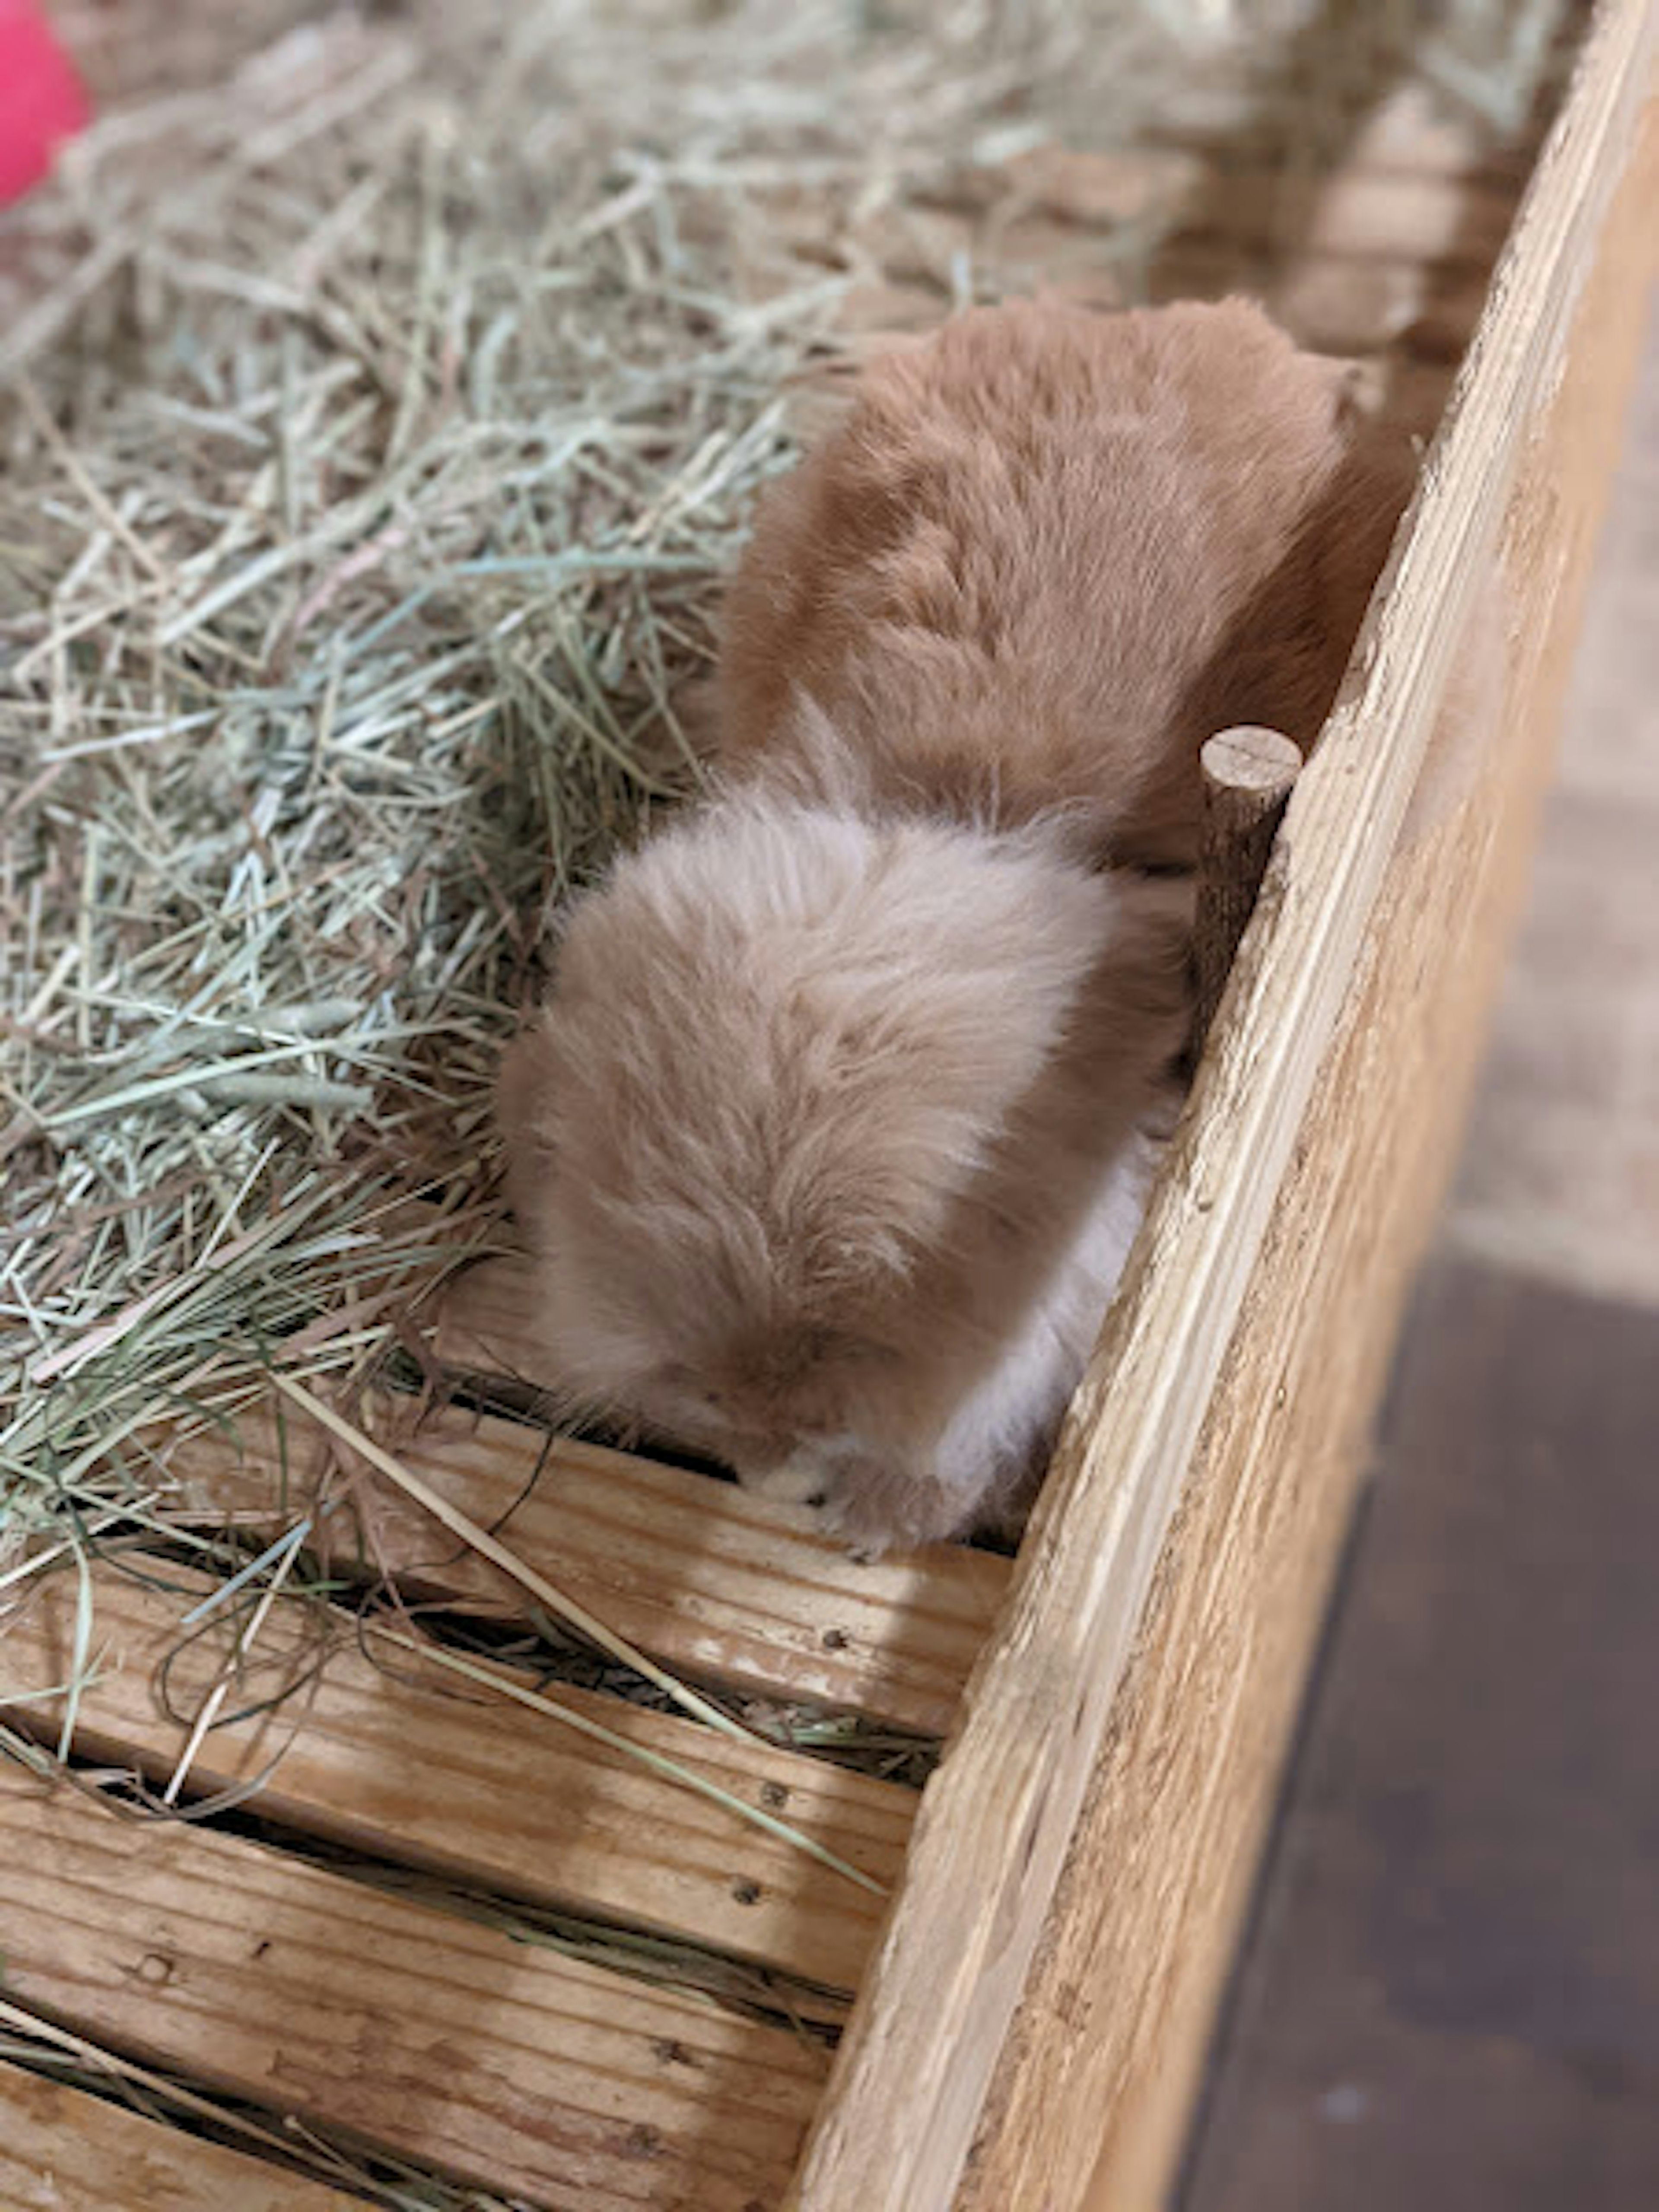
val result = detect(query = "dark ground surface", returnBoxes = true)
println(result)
[1181,1262,1659,2209]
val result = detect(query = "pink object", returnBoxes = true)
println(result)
[0,0,89,206]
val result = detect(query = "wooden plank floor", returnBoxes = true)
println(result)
[0,2063,365,2212]
[3,1562,913,1994]
[0,1258,988,2206]
[2,1317,946,2207]
[0,1776,829,2212]
[166,1383,1007,1738]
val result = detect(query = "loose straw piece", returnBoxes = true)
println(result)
[266,1373,764,1747]
[369,1622,886,1897]
[1190,724,1303,1056]
[0,1994,376,2193]
[162,1518,309,1805]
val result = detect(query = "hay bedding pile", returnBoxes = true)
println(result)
[0,0,1564,2190]
[1,0,1282,1606]
[0,0,1560,1545]
[0,6,1121,1492]
[0,0,1560,1758]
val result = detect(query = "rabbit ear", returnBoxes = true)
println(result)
[766,849,1149,1299]
[763,689,864,809]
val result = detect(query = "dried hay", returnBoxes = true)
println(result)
[0,1,1570,2191]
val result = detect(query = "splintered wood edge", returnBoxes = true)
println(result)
[2,1560,914,1997]
[787,10,1658,2209]
[0,2061,362,2212]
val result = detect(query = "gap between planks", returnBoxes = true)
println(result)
[0,2061,366,2212]
[160,1375,1007,1739]
[0,1557,912,1996]
[1164,164,1520,266]
[0,1773,828,2212]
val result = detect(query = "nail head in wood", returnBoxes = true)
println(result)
[1190,725,1303,1059]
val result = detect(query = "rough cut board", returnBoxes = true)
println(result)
[1148,111,1539,187]
[971,105,1659,2200]
[1048,66,1656,2209]
[1154,246,1487,350]
[787,8,1657,2210]
[0,2063,365,2212]
[163,1389,1007,1738]
[1168,165,1519,264]
[1,1562,912,1995]
[0,1775,826,2212]
[431,1246,591,1378]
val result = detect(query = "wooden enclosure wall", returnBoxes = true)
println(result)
[790,7,1659,2207]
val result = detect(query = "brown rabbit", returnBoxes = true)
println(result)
[716,296,1412,865]
[500,296,1412,1553]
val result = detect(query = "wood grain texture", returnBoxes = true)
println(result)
[0,2064,365,2212]
[1171,165,1518,267]
[0,1774,827,2212]
[2,1562,913,1994]
[787,10,1658,2209]
[1144,120,1538,191]
[165,1386,1007,1738]
[1054,73,1659,2205]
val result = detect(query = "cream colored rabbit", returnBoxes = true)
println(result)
[500,297,1412,1552]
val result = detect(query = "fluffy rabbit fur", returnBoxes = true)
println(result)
[500,297,1413,1552]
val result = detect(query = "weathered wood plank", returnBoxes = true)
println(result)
[975,273,1650,2207]
[1041,70,1657,2212]
[163,1386,1007,1738]
[1146,83,1541,370]
[1143,120,1539,191]
[428,1244,577,1379]
[0,2063,365,2212]
[1170,165,1519,267]
[788,9,1657,2209]
[0,1774,827,2212]
[2,1563,913,1994]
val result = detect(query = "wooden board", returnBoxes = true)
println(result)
[432,1246,598,1379]
[1152,246,1488,350]
[1145,119,1540,191]
[164,1387,1008,1739]
[0,2063,366,2212]
[1169,165,1519,267]
[787,8,1659,2209]
[0,1773,827,2212]
[1052,71,1658,2206]
[1,1562,913,1994]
